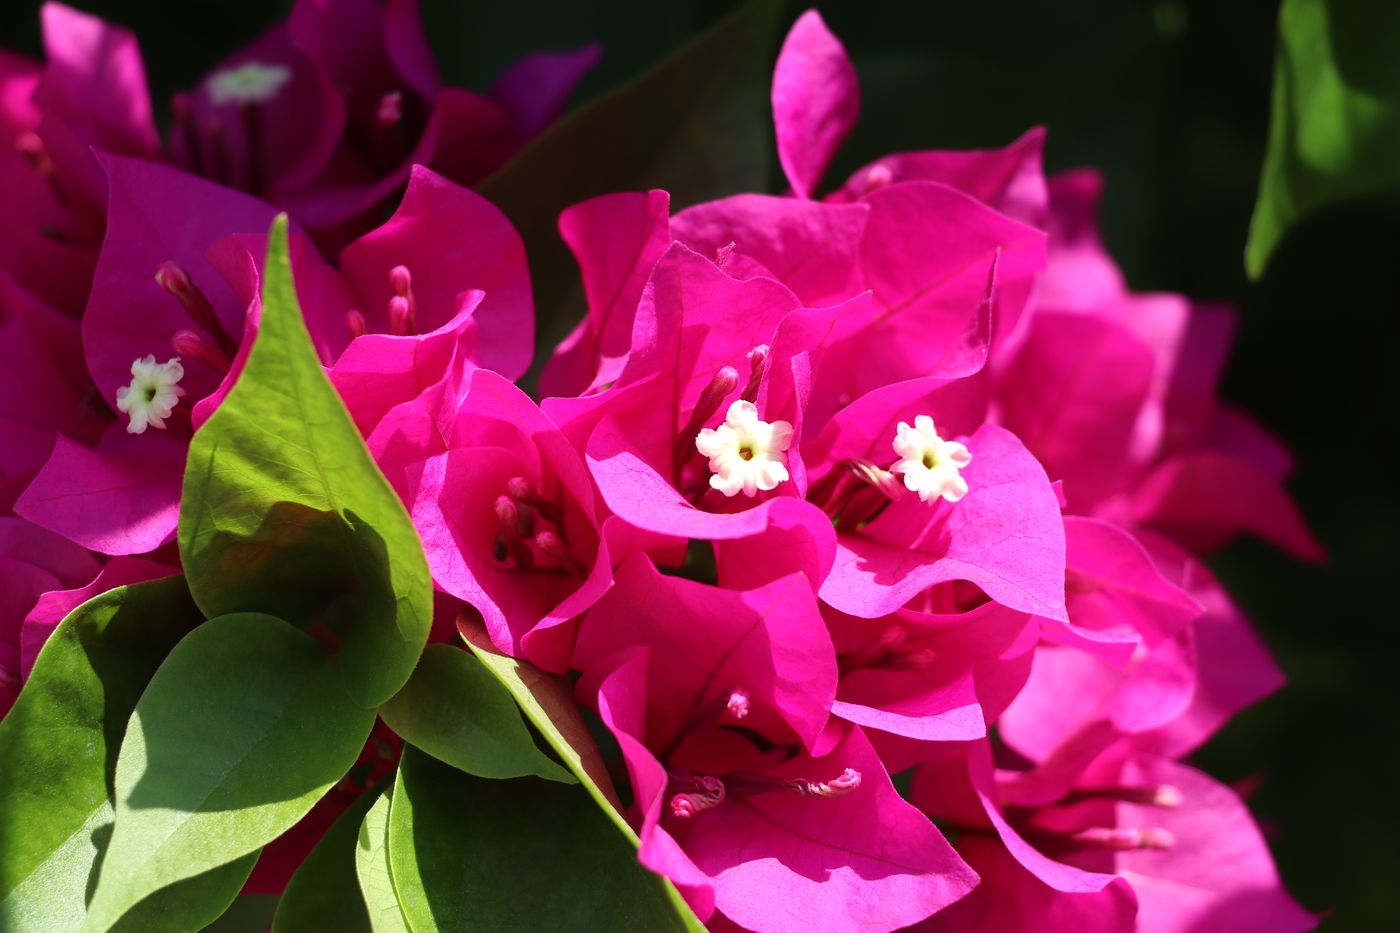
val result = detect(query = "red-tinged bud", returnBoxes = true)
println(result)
[346,310,367,339]
[692,366,741,427]
[389,295,414,336]
[171,329,232,374]
[741,344,769,402]
[864,164,893,191]
[387,266,417,335]
[377,91,403,126]
[494,495,520,535]
[157,261,238,354]
[534,529,568,561]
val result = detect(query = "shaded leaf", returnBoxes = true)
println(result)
[379,644,574,783]
[1246,0,1400,277]
[179,215,433,709]
[271,786,386,933]
[0,577,254,932]
[387,747,695,932]
[459,618,705,931]
[82,613,376,931]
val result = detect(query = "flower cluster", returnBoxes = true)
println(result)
[1,5,1318,931]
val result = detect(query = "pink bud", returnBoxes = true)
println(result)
[171,329,232,374]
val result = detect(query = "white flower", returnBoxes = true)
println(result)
[695,400,793,497]
[206,61,293,106]
[115,355,185,434]
[890,415,971,503]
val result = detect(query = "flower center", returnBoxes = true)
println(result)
[205,61,293,107]
[695,399,793,498]
[115,355,186,434]
[890,414,971,503]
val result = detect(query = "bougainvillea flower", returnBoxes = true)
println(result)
[915,739,1313,933]
[10,0,592,259]
[993,521,1205,791]
[0,515,101,715]
[813,402,1067,621]
[17,156,528,557]
[911,741,1137,932]
[0,295,104,487]
[0,46,101,316]
[825,600,1037,744]
[30,3,162,223]
[997,169,1320,560]
[370,367,605,672]
[270,0,594,235]
[543,10,1046,406]
[572,559,977,932]
[1126,529,1288,758]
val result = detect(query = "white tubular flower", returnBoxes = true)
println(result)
[116,355,185,434]
[890,415,971,503]
[206,61,293,106]
[695,400,793,497]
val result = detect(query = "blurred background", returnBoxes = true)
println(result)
[4,1,1395,928]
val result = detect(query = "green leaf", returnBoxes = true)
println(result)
[356,785,410,933]
[1247,0,1400,277]
[271,786,386,933]
[387,747,695,932]
[197,893,279,933]
[0,577,251,932]
[179,214,433,708]
[379,644,574,783]
[81,612,377,932]
[478,0,782,368]
[459,621,704,931]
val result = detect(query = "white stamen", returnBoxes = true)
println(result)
[116,355,185,434]
[695,400,793,498]
[206,61,293,106]
[890,415,971,503]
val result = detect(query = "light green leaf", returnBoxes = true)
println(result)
[271,785,386,933]
[0,578,256,932]
[356,785,409,933]
[179,214,433,708]
[379,644,574,783]
[478,0,782,369]
[387,747,695,932]
[81,612,376,932]
[1247,0,1400,277]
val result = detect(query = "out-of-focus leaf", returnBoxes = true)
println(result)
[0,577,254,932]
[378,644,574,783]
[179,215,433,709]
[81,613,376,932]
[386,746,696,932]
[356,785,409,933]
[477,0,782,367]
[1246,0,1400,277]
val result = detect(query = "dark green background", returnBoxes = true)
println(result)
[3,1,1394,928]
